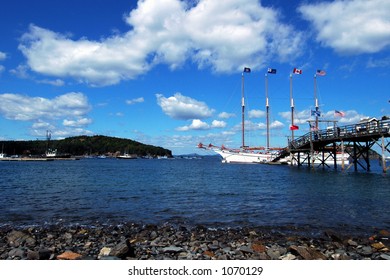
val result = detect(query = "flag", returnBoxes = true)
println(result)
[316,69,326,76]
[289,124,299,130]
[311,110,321,117]
[334,110,345,117]
[243,67,251,73]
[293,68,302,74]
[310,124,319,131]
[267,68,277,74]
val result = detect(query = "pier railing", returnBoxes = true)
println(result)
[289,118,390,150]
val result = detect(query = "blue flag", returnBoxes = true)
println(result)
[267,68,277,74]
[243,67,251,73]
[311,110,321,117]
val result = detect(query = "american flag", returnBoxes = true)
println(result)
[316,69,326,76]
[334,110,345,117]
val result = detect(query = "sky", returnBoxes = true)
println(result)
[0,0,389,155]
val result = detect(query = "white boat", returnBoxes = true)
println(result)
[198,143,283,164]
[45,149,57,158]
[117,153,137,159]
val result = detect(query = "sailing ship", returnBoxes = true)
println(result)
[198,67,284,164]
[199,68,350,165]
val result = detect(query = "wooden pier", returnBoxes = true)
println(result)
[287,118,390,172]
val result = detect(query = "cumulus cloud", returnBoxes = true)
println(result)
[126,97,144,105]
[63,118,92,127]
[176,119,227,131]
[218,112,236,119]
[299,0,390,54]
[18,0,304,86]
[0,92,92,137]
[156,93,214,120]
[279,109,367,126]
[0,51,6,75]
[248,109,265,119]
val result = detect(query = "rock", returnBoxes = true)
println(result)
[307,248,327,260]
[98,247,112,257]
[267,246,281,260]
[8,248,25,259]
[380,253,390,260]
[57,251,82,260]
[347,239,358,247]
[7,230,36,247]
[38,249,52,260]
[161,246,183,253]
[371,242,386,250]
[280,253,296,260]
[27,250,39,260]
[150,231,158,240]
[360,246,373,257]
[252,243,266,253]
[110,240,134,259]
[203,250,215,258]
[289,245,312,260]
[239,246,254,254]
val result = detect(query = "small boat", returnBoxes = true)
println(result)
[117,153,137,159]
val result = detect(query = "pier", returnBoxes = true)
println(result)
[286,117,390,172]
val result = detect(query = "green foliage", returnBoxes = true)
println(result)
[0,135,172,157]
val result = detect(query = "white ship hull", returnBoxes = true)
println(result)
[211,148,280,164]
[206,145,349,166]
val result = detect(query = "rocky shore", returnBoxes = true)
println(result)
[1,223,389,260]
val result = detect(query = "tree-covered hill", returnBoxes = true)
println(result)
[0,135,172,157]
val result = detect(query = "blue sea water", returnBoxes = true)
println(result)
[1,157,389,236]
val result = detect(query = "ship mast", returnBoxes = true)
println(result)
[290,74,295,141]
[314,74,319,130]
[265,73,270,150]
[241,71,245,148]
[241,67,251,148]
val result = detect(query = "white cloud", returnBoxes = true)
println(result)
[18,0,304,86]
[177,119,210,131]
[248,109,265,119]
[211,120,227,128]
[156,92,214,120]
[126,97,144,105]
[279,109,367,126]
[299,0,390,54]
[0,51,6,60]
[9,64,30,79]
[0,92,92,136]
[176,119,227,131]
[38,79,65,86]
[63,118,92,127]
[218,112,235,119]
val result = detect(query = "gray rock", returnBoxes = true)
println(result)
[110,241,129,258]
[8,248,25,259]
[380,253,390,260]
[161,246,183,253]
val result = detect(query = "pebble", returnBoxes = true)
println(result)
[0,224,389,260]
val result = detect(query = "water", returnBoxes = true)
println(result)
[1,157,389,236]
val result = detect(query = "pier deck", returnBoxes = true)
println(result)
[287,118,390,172]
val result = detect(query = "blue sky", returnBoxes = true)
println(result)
[0,0,389,155]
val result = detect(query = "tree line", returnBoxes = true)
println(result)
[0,135,172,157]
